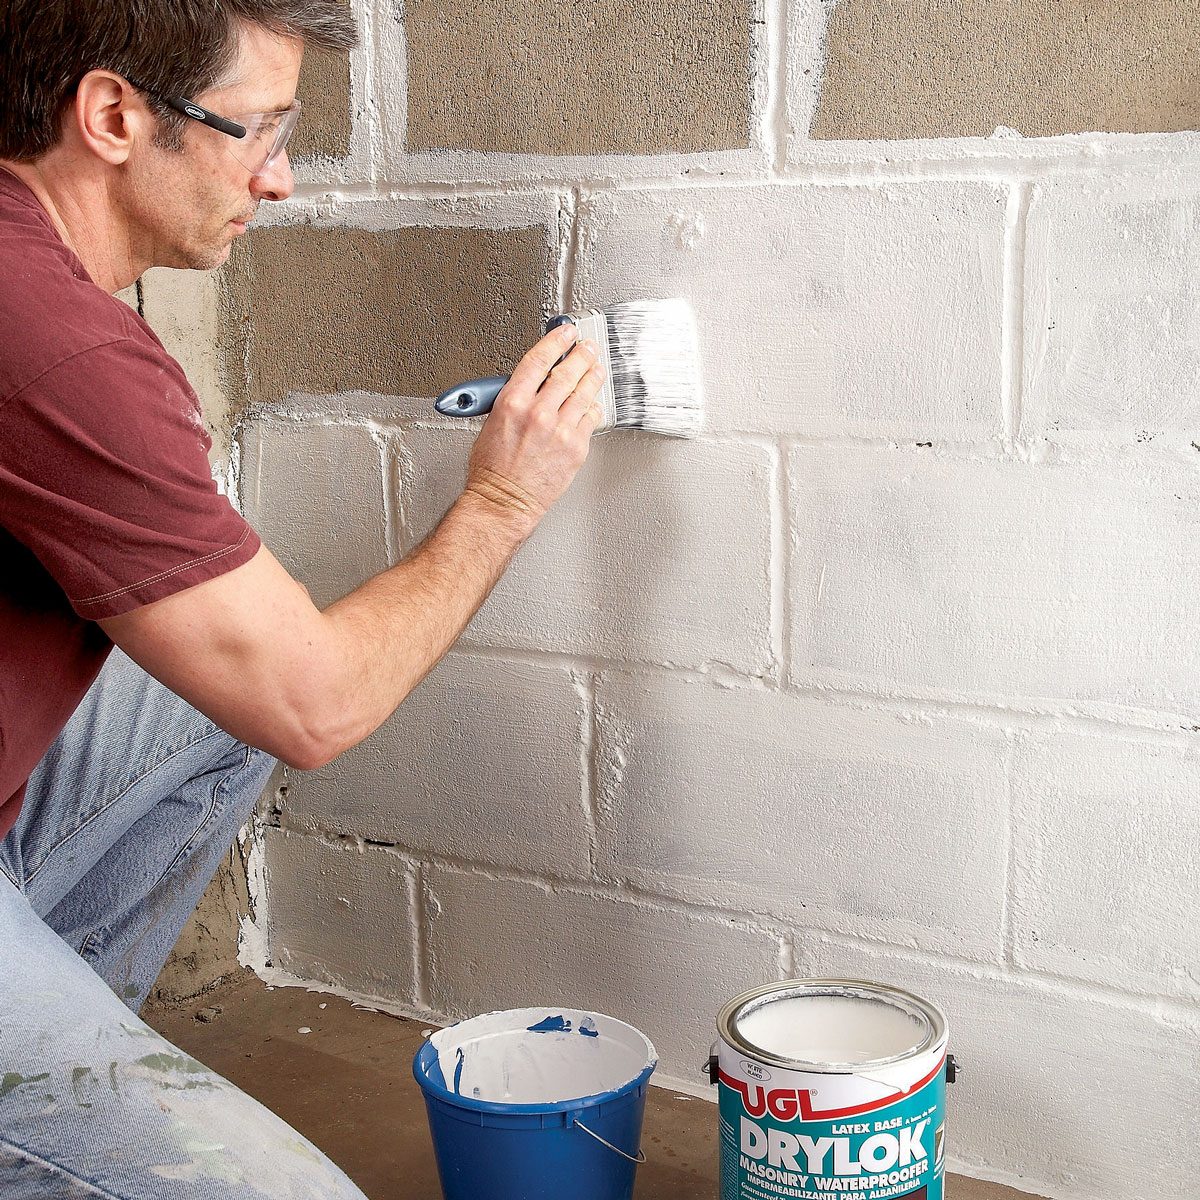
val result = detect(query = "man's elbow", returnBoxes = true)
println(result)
[261,710,351,773]
[257,655,400,771]
[277,739,339,773]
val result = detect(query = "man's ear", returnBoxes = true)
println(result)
[70,70,151,165]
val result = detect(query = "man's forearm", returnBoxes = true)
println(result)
[313,489,534,758]
[100,324,601,773]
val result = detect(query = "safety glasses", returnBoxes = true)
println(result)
[126,77,302,176]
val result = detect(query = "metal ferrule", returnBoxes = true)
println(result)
[568,309,618,432]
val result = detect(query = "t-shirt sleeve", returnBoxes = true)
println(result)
[0,335,260,619]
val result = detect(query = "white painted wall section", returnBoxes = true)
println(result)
[1024,172,1200,441]
[572,183,1008,440]
[423,864,784,1078]
[789,446,1200,721]
[282,652,594,877]
[400,430,775,671]
[593,672,1010,960]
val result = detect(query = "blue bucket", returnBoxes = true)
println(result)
[413,1007,657,1200]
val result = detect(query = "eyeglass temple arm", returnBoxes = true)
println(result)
[124,76,248,140]
[163,97,246,140]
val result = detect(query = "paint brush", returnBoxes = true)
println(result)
[433,298,704,437]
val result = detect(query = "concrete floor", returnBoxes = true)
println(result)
[146,972,1043,1200]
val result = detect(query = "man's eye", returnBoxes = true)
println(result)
[253,117,283,141]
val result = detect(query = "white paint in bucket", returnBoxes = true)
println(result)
[737,993,927,1066]
[430,1008,657,1105]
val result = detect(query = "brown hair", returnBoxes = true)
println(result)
[0,1,357,161]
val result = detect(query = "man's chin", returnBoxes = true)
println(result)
[174,240,234,272]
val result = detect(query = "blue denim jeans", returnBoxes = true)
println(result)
[0,649,367,1198]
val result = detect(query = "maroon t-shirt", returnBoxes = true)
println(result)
[0,168,260,840]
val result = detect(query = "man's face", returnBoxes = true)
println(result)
[126,22,303,271]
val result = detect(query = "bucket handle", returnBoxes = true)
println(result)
[572,1116,647,1165]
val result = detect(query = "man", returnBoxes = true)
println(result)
[0,2,605,1195]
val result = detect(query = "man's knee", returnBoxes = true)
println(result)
[0,884,363,1200]
[0,1049,367,1200]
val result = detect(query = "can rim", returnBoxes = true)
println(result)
[717,978,948,1075]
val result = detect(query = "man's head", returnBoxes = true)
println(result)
[0,2,357,272]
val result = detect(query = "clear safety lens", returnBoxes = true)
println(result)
[225,100,302,176]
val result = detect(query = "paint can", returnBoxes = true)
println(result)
[413,1007,657,1200]
[709,979,955,1200]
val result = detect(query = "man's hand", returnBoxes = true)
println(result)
[464,323,606,533]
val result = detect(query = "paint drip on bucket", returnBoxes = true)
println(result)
[709,980,955,1200]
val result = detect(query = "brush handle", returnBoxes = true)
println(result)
[433,316,579,418]
[433,376,510,418]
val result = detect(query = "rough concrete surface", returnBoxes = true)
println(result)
[813,0,1200,140]
[220,224,550,412]
[150,847,252,1004]
[145,973,1045,1200]
[292,39,353,160]
[139,266,230,459]
[404,0,752,154]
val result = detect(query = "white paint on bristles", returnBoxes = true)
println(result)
[430,1008,656,1105]
[737,993,928,1067]
[603,297,704,437]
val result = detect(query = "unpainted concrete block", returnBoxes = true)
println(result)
[1010,730,1200,1000]
[219,223,550,414]
[264,827,418,1004]
[571,183,1006,438]
[153,846,252,1004]
[594,672,1008,960]
[1024,174,1200,440]
[798,937,1200,1199]
[291,15,353,161]
[282,652,592,877]
[789,446,1200,717]
[240,418,389,611]
[399,430,774,672]
[404,0,751,155]
[140,267,230,461]
[811,0,1200,141]
[424,864,782,1080]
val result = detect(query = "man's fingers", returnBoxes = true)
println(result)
[559,365,607,432]
[536,339,598,406]
[505,323,579,396]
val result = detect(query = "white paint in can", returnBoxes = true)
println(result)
[737,993,928,1067]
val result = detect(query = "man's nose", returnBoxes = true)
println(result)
[251,150,294,202]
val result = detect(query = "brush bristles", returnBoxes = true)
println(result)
[602,298,704,437]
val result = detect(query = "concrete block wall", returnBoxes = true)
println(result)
[135,3,1200,1197]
